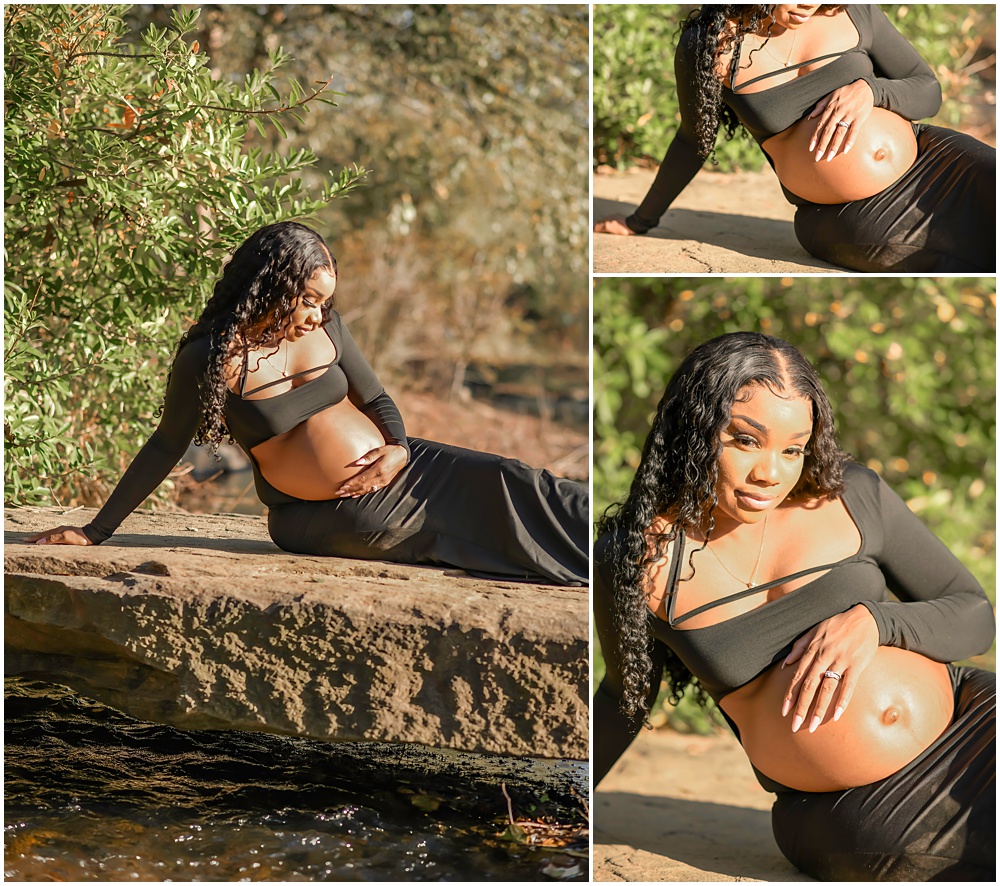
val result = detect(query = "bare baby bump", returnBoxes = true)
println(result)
[767,108,919,204]
[254,400,385,499]
[725,646,954,792]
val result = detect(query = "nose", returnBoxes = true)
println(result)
[749,450,782,486]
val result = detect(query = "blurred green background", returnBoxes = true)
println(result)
[593,277,996,731]
[594,4,997,169]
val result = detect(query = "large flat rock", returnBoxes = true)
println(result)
[4,507,588,761]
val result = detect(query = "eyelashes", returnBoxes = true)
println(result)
[731,433,807,458]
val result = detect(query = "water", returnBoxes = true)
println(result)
[4,679,588,881]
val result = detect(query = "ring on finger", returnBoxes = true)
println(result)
[822,669,843,681]
[836,120,851,129]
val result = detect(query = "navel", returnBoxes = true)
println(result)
[881,706,900,726]
[874,147,888,162]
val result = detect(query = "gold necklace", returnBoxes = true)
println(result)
[759,25,798,68]
[251,340,288,378]
[706,516,769,589]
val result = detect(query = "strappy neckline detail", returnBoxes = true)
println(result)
[663,492,866,630]
[726,6,863,95]
[234,324,339,400]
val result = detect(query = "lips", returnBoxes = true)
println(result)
[736,490,776,511]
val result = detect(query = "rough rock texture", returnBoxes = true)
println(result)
[5,507,588,760]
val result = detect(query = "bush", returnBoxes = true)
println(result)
[4,4,365,506]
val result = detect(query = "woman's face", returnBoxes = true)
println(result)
[280,268,337,343]
[713,384,814,526]
[770,5,823,30]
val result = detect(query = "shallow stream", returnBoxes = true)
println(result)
[4,679,587,881]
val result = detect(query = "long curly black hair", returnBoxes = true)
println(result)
[596,332,849,719]
[164,221,337,451]
[680,5,848,160]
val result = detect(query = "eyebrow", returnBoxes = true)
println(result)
[731,414,812,439]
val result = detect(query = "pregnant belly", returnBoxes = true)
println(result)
[723,646,954,792]
[252,399,385,500]
[765,108,918,204]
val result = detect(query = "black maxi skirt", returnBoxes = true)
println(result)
[771,665,995,881]
[265,437,589,586]
[793,124,996,273]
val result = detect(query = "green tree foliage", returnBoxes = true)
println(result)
[127,5,591,380]
[4,4,365,506]
[594,4,996,169]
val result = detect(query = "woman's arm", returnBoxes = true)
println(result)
[76,340,210,544]
[332,313,410,461]
[861,474,994,662]
[330,313,410,497]
[593,535,667,785]
[860,4,942,121]
[621,29,715,235]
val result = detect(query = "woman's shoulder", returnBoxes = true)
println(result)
[323,310,346,340]
[173,334,213,377]
[595,518,678,581]
[845,4,880,36]
[842,459,881,494]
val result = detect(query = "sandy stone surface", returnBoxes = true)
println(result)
[594,727,815,882]
[593,167,842,275]
[4,506,588,761]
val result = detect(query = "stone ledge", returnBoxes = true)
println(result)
[4,507,589,760]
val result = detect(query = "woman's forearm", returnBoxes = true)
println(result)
[625,135,707,234]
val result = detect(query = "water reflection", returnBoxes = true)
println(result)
[5,679,587,881]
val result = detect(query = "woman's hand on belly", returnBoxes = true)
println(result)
[334,444,408,498]
[766,107,918,203]
[728,647,954,792]
[782,604,880,734]
[252,400,387,500]
[808,80,876,162]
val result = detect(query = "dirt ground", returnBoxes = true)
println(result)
[593,166,842,275]
[594,727,815,882]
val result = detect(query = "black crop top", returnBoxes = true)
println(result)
[593,463,994,786]
[82,312,409,545]
[625,5,942,233]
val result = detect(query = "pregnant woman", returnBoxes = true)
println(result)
[594,333,995,880]
[26,222,589,586]
[595,5,995,272]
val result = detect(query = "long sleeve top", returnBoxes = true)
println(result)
[625,4,942,232]
[593,463,994,786]
[82,312,409,544]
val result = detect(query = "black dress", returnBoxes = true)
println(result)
[594,463,995,879]
[623,5,995,272]
[82,313,589,586]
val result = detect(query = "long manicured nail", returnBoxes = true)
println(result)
[781,698,792,717]
[833,706,844,721]
[791,714,804,733]
[827,153,834,162]
[843,143,851,154]
[809,716,820,733]
[815,150,823,162]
